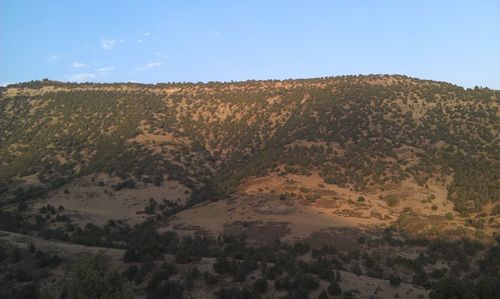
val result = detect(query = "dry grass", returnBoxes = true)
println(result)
[34,173,190,226]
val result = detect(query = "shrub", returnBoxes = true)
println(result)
[183,267,199,290]
[253,278,268,293]
[319,290,330,299]
[217,287,254,299]
[306,193,321,201]
[324,177,336,184]
[292,289,309,299]
[491,204,500,215]
[429,277,465,299]
[28,243,36,254]
[412,271,428,286]
[387,196,399,207]
[146,276,184,299]
[153,176,163,187]
[389,274,401,286]
[299,187,310,193]
[352,264,362,276]
[0,283,38,299]
[203,272,218,285]
[123,248,137,263]
[264,265,280,280]
[15,269,32,282]
[327,281,342,295]
[134,262,155,285]
[0,247,7,262]
[175,250,191,264]
[144,198,157,215]
[431,268,447,279]
[294,242,310,255]
[68,252,133,299]
[123,265,138,281]
[10,248,21,263]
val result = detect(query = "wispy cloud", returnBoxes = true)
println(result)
[137,39,143,44]
[155,51,168,60]
[98,67,115,72]
[71,61,90,69]
[145,62,164,69]
[48,55,60,62]
[68,73,96,82]
[100,38,123,50]
[143,32,159,40]
[131,61,165,73]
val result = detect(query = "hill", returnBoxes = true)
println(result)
[0,75,499,298]
[1,75,498,214]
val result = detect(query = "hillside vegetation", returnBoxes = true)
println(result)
[1,75,498,215]
[1,75,500,299]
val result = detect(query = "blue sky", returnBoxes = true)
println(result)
[1,0,499,88]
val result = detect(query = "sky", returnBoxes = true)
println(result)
[1,0,499,88]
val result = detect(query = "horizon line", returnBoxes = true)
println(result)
[2,73,499,91]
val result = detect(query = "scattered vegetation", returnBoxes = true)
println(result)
[1,75,498,214]
[0,75,499,298]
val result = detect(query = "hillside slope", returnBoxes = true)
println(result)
[1,75,498,214]
[1,75,500,298]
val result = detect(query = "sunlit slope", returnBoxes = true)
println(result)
[0,75,498,215]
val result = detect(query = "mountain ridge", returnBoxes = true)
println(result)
[1,74,498,217]
[1,74,500,298]
[3,73,499,91]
